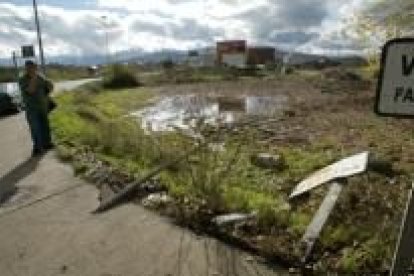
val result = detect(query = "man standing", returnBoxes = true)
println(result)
[19,60,54,156]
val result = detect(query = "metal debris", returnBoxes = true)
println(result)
[300,181,345,264]
[250,153,286,171]
[141,193,172,208]
[290,152,369,199]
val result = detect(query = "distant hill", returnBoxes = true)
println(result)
[273,48,366,67]
[0,47,366,67]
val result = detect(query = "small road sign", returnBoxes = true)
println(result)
[375,38,414,117]
[21,45,35,58]
[290,152,369,199]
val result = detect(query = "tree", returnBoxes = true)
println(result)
[371,0,414,32]
[355,0,414,45]
[161,58,174,70]
[352,0,414,71]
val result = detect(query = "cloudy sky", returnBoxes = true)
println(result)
[0,0,375,59]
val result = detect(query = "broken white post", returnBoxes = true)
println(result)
[301,181,345,264]
[390,183,414,276]
[289,152,369,264]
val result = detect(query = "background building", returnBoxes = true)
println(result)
[247,47,275,66]
[216,40,247,68]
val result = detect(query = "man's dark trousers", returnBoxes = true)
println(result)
[26,109,51,151]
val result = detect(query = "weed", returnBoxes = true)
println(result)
[55,145,74,162]
[103,64,141,89]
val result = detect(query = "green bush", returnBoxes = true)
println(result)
[161,58,175,70]
[0,67,16,83]
[103,64,141,89]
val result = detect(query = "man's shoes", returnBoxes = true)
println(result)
[44,143,55,151]
[32,148,43,157]
[31,143,54,157]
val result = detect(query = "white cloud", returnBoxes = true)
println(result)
[0,0,375,62]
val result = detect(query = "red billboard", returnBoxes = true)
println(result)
[216,40,247,65]
[217,40,247,54]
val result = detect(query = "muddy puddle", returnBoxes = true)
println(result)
[131,95,288,132]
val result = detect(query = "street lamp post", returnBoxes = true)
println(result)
[32,0,46,73]
[101,15,110,65]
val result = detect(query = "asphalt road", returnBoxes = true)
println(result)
[54,78,99,92]
[0,79,280,276]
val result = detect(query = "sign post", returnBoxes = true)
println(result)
[12,51,19,83]
[390,184,414,276]
[21,45,35,58]
[375,38,414,275]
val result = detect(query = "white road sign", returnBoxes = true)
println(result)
[290,152,369,198]
[376,38,414,117]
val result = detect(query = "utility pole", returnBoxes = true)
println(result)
[32,0,46,73]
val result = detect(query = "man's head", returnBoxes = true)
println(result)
[25,60,37,77]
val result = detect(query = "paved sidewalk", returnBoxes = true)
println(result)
[0,112,280,276]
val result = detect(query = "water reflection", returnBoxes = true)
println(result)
[132,95,287,132]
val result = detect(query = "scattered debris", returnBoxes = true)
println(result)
[93,145,202,213]
[288,267,299,274]
[368,158,396,177]
[250,153,286,171]
[141,193,172,208]
[141,179,166,194]
[212,212,257,226]
[290,151,369,199]
[244,256,255,262]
